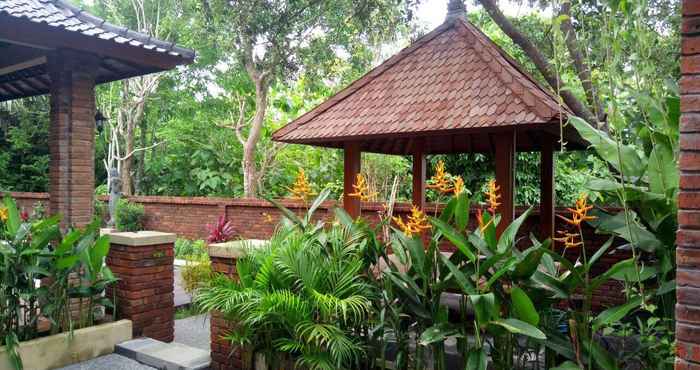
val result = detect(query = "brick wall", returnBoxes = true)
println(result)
[5,191,627,309]
[677,2,700,369]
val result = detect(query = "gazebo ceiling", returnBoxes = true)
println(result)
[273,16,586,154]
[0,0,195,102]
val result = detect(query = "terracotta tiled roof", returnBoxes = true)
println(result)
[273,17,570,146]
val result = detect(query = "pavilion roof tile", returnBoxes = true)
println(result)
[273,18,569,144]
[0,0,195,61]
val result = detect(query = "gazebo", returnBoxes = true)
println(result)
[0,0,194,228]
[273,0,586,238]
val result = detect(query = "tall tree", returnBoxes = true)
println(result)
[199,0,415,197]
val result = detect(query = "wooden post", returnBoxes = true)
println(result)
[343,142,362,218]
[540,135,555,241]
[412,145,426,210]
[494,130,516,237]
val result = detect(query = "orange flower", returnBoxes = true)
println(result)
[486,179,501,214]
[289,168,316,201]
[393,206,432,237]
[348,174,377,202]
[557,194,596,227]
[0,207,7,222]
[453,176,465,195]
[476,208,493,233]
[554,230,583,250]
[262,212,275,224]
[427,160,453,194]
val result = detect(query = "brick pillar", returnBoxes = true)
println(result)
[678,2,700,369]
[48,49,99,229]
[107,231,176,342]
[208,242,254,370]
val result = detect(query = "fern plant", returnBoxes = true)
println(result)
[196,190,376,370]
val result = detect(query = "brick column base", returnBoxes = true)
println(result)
[209,242,262,370]
[107,231,176,342]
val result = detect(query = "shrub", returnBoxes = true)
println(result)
[175,238,207,260]
[115,199,145,232]
[206,215,235,243]
[180,256,213,294]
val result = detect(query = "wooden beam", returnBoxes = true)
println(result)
[494,130,516,237]
[343,141,362,219]
[540,135,555,241]
[412,140,427,210]
[0,15,185,71]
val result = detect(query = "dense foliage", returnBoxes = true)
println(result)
[0,196,117,370]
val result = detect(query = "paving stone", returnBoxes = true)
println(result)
[56,354,156,370]
[175,314,211,351]
[116,337,210,370]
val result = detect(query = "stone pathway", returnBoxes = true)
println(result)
[56,354,155,370]
[174,265,193,307]
[175,313,211,351]
[58,314,211,369]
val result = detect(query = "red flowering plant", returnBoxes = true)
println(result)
[206,215,235,243]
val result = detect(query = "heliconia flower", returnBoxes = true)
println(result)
[393,206,431,237]
[289,168,316,201]
[348,174,377,202]
[486,179,501,214]
[557,194,596,227]
[553,230,583,250]
[0,207,7,222]
[427,160,453,194]
[476,208,493,233]
[453,176,464,195]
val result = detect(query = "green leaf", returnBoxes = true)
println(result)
[431,217,475,263]
[489,318,546,340]
[592,296,643,331]
[3,196,21,235]
[419,324,460,345]
[470,293,496,328]
[511,286,539,326]
[588,237,615,270]
[512,245,545,279]
[551,361,582,370]
[646,133,678,194]
[590,258,636,292]
[496,207,532,254]
[455,192,470,231]
[439,253,476,295]
[466,348,487,370]
[306,188,331,223]
[569,116,645,178]
[265,196,305,229]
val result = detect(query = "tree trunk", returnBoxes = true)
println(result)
[559,1,606,126]
[242,76,269,198]
[120,120,135,196]
[478,0,598,125]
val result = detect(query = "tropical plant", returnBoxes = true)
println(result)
[0,196,117,370]
[115,198,145,232]
[206,215,235,243]
[196,190,376,370]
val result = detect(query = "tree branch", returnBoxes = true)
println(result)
[477,0,598,125]
[559,1,606,125]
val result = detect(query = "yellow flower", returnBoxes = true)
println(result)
[453,176,464,195]
[427,160,453,194]
[554,230,583,250]
[393,206,432,237]
[0,207,7,222]
[262,212,275,224]
[476,208,493,233]
[486,179,501,214]
[289,168,316,201]
[348,174,377,202]
[557,194,596,227]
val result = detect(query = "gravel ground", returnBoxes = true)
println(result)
[174,313,211,351]
[56,354,155,370]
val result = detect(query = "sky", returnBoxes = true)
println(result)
[414,0,549,29]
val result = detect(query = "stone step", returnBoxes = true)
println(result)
[115,337,210,370]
